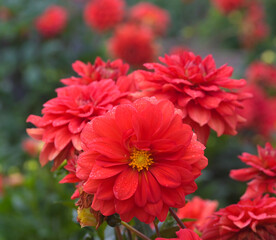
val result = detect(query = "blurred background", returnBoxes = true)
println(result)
[1,0,276,239]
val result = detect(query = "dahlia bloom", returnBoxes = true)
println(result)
[35,5,68,38]
[156,229,202,240]
[76,97,207,223]
[230,143,276,200]
[129,2,170,36]
[61,57,129,86]
[138,51,248,144]
[84,0,125,32]
[177,196,218,232]
[211,0,245,14]
[246,61,276,88]
[201,196,276,240]
[239,2,269,49]
[108,24,158,66]
[27,80,127,170]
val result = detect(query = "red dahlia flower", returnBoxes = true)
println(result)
[129,2,170,36]
[84,0,125,32]
[108,24,158,67]
[137,51,249,144]
[201,195,276,240]
[156,229,202,240]
[61,57,129,86]
[177,196,218,232]
[27,80,127,170]
[76,97,207,223]
[211,0,245,14]
[230,143,276,200]
[35,5,68,38]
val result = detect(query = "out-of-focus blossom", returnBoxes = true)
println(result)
[129,2,170,36]
[177,196,218,232]
[35,5,68,38]
[84,0,125,32]
[76,97,207,223]
[22,138,42,157]
[239,2,269,49]
[156,229,202,240]
[246,61,276,88]
[0,173,25,196]
[0,175,3,196]
[108,24,158,67]
[211,0,245,14]
[169,46,190,55]
[201,195,276,240]
[61,57,129,86]
[230,143,276,199]
[137,51,249,144]
[0,6,12,21]
[27,80,127,170]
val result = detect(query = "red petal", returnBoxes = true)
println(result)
[208,112,225,136]
[90,164,127,179]
[188,102,210,127]
[59,173,79,183]
[26,128,44,140]
[113,168,138,200]
[54,127,72,151]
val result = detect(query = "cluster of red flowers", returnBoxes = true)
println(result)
[211,0,269,48]
[238,61,276,138]
[35,5,68,38]
[29,51,276,239]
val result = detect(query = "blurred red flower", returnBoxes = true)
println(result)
[84,0,125,32]
[108,24,158,67]
[35,5,68,38]
[230,143,276,200]
[137,51,249,144]
[156,229,202,240]
[27,80,127,170]
[129,2,170,36]
[177,196,218,232]
[22,138,42,157]
[76,97,207,223]
[61,57,129,85]
[239,2,269,49]
[201,195,276,240]
[211,0,245,14]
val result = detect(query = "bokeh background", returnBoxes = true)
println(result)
[1,0,276,239]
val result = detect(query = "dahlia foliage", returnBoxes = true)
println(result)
[26,49,276,239]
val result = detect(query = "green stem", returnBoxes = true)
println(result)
[121,221,151,240]
[153,220,160,237]
[169,208,186,229]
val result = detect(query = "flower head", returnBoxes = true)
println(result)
[138,51,248,144]
[230,143,276,200]
[61,57,129,86]
[76,97,207,223]
[156,229,202,240]
[177,196,218,232]
[129,2,170,36]
[201,196,276,240]
[108,24,158,67]
[35,5,68,38]
[84,0,125,32]
[27,80,127,170]
[211,0,245,14]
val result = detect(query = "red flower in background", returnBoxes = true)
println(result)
[108,24,158,67]
[156,229,202,240]
[22,138,42,157]
[230,143,276,200]
[201,196,276,240]
[246,61,276,88]
[137,51,249,144]
[129,2,170,36]
[239,1,269,49]
[84,0,125,32]
[177,196,218,232]
[61,57,129,86]
[35,5,68,38]
[27,80,127,170]
[211,0,245,14]
[76,97,207,223]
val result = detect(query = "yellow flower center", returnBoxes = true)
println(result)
[129,148,154,172]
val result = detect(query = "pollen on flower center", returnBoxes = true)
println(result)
[129,148,154,172]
